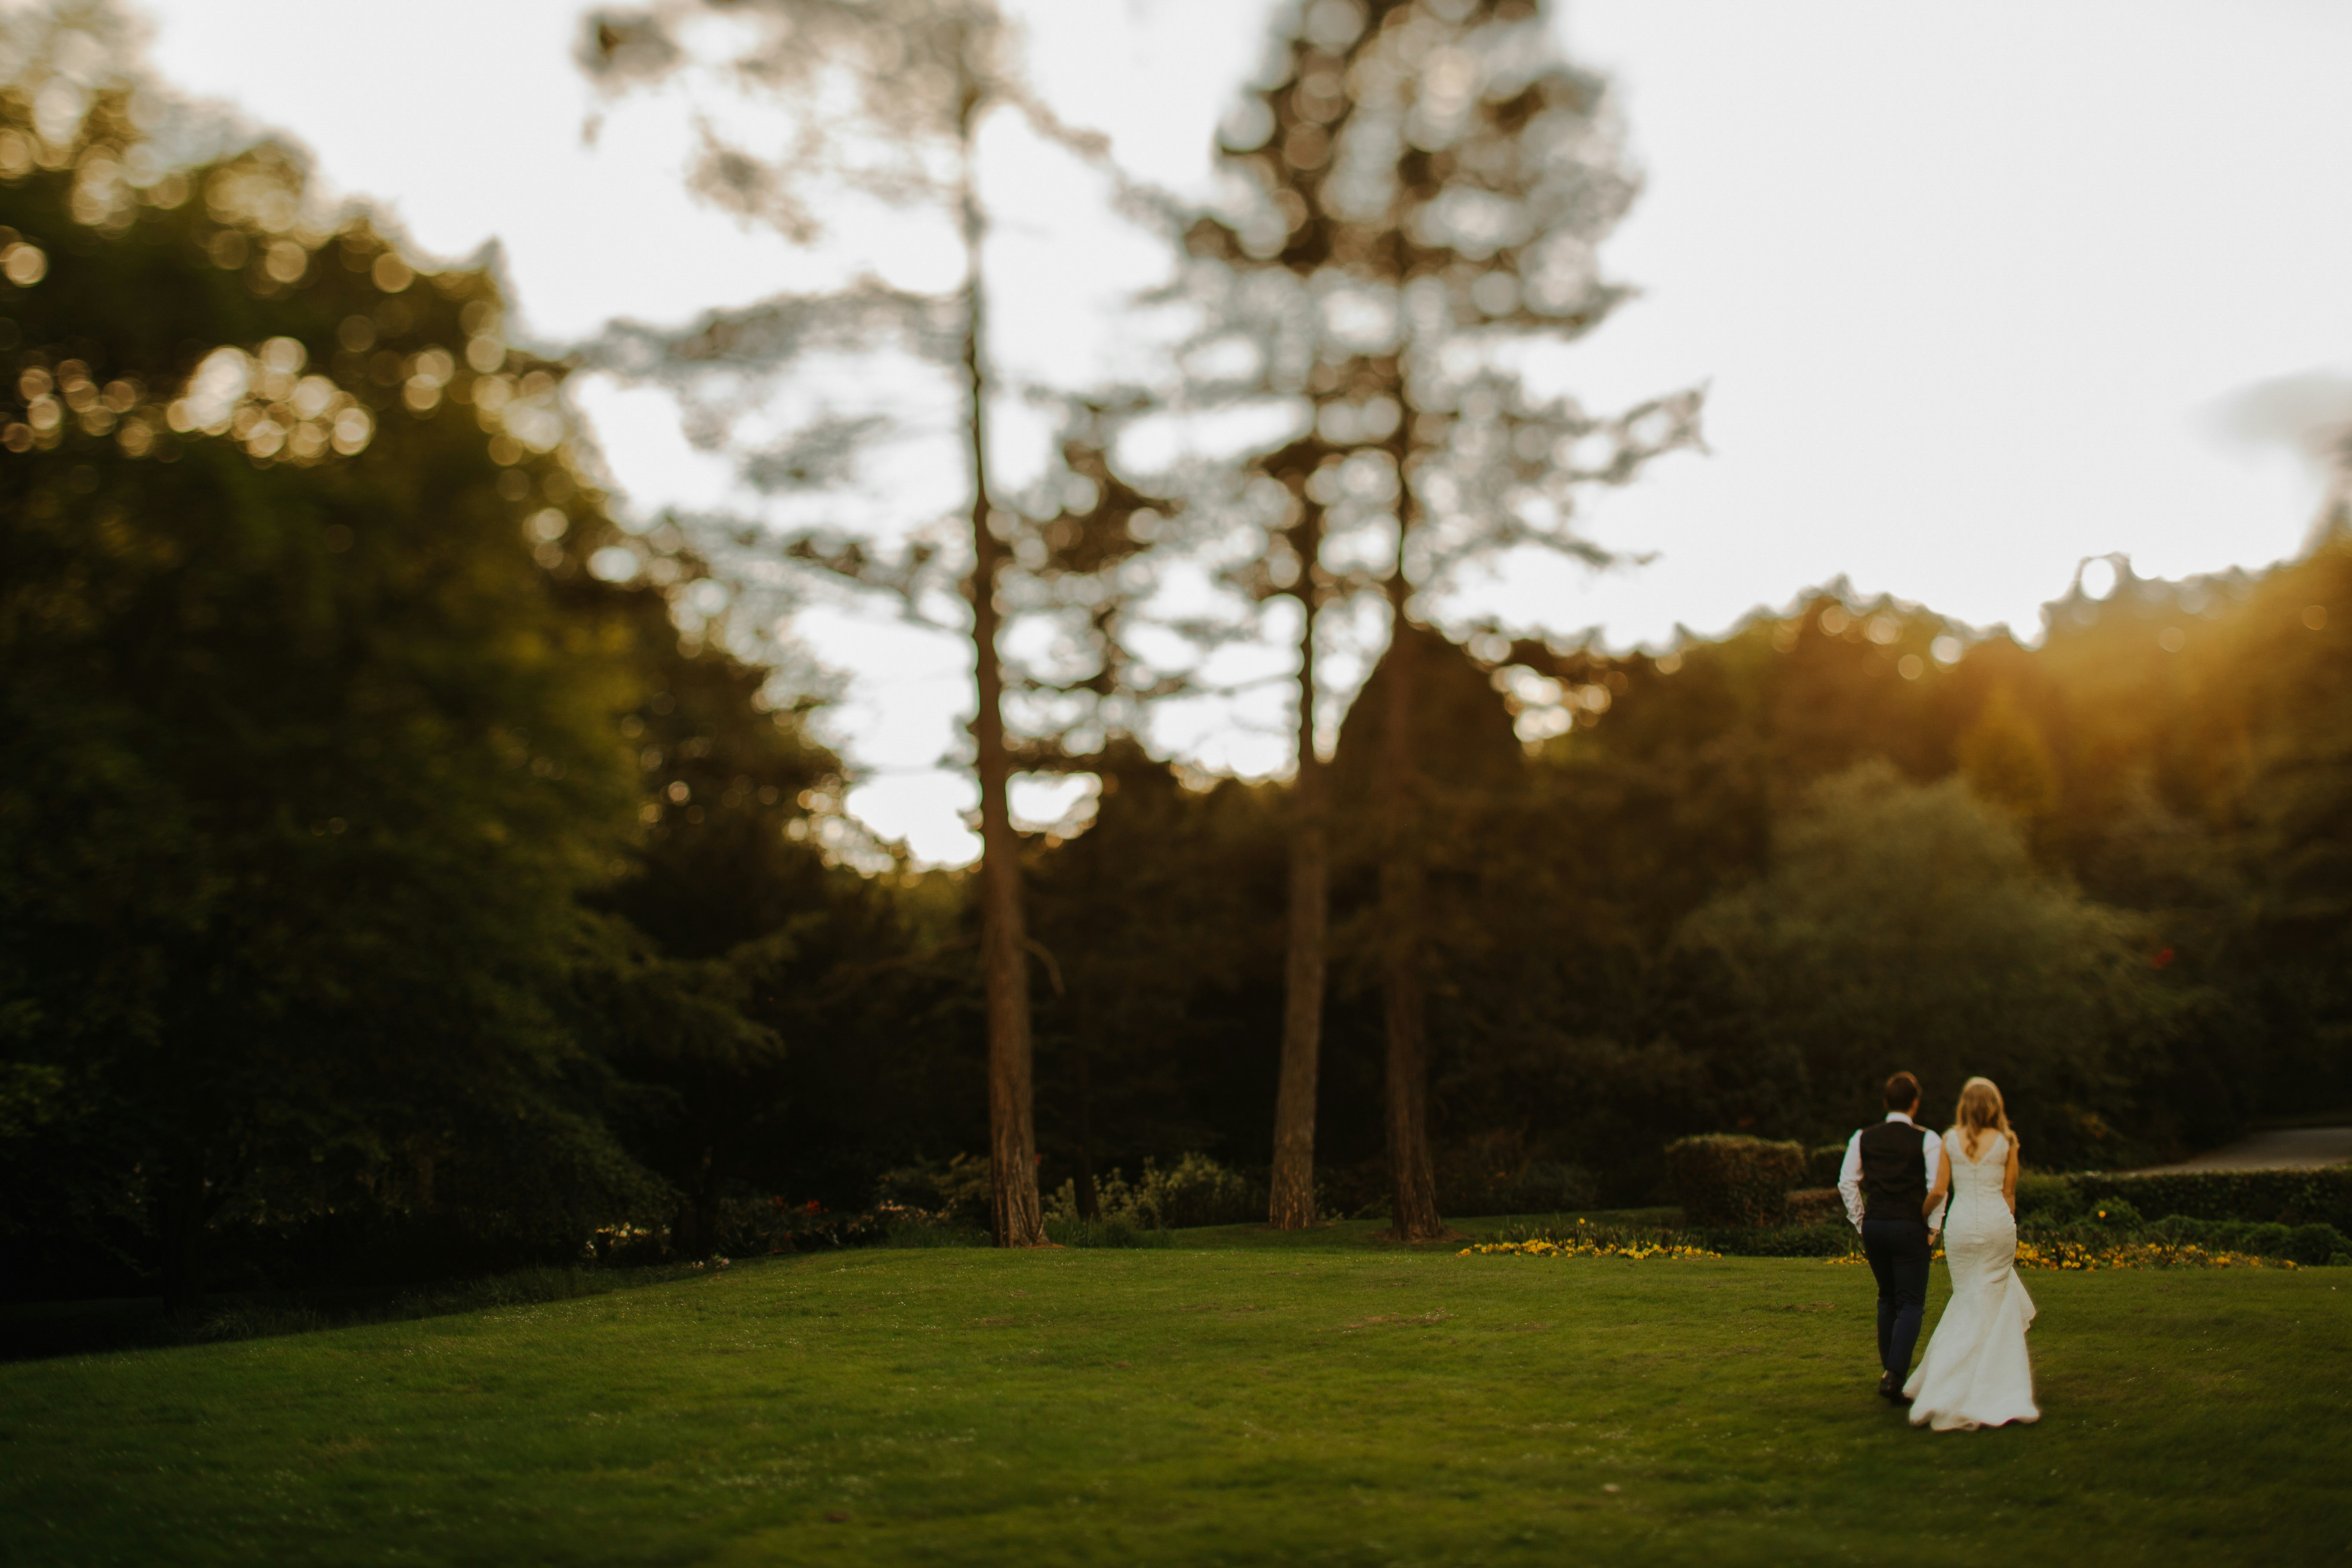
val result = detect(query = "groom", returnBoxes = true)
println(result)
[1838,1072,1947,1404]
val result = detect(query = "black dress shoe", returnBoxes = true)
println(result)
[1879,1375,1914,1406]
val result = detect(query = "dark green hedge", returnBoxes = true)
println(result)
[1806,1143,1849,1190]
[2020,1167,2352,1232]
[1699,1224,1859,1258]
[1666,1135,1807,1227]
[2016,1213,2349,1266]
[1787,1188,1847,1227]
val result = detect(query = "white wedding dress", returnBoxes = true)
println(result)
[1905,1130,2039,1430]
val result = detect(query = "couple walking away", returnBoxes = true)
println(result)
[1838,1071,2040,1431]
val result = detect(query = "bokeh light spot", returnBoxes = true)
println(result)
[1,242,46,286]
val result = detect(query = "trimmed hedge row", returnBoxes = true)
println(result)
[2018,1167,2352,1232]
[1698,1223,1858,1258]
[1786,1188,1847,1227]
[2019,1214,2351,1267]
[2070,1168,2352,1232]
[1666,1135,1807,1227]
[1670,1137,2348,1249]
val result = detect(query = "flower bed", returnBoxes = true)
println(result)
[2014,1238,2297,1271]
[1460,1237,1721,1262]
[2018,1167,2352,1232]
[1483,1215,1849,1259]
[1822,1240,2299,1270]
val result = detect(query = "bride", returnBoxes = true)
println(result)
[1904,1076,2040,1430]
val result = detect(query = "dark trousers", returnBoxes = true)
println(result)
[1862,1218,1931,1379]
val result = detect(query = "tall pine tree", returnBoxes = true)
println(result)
[581,0,1173,1245]
[1183,0,1701,1236]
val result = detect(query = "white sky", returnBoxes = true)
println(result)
[140,0,2352,863]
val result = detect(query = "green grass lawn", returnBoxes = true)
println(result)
[4,1223,2348,1566]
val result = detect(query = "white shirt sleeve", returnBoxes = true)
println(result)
[1837,1130,1865,1231]
[1924,1128,1948,1231]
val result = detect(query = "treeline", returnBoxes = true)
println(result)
[4,6,2348,1307]
[1015,548,2350,1212]
[0,112,977,1307]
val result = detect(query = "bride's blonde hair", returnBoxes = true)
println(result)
[1953,1077,2015,1161]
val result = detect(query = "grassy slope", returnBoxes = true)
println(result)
[2,1227,2347,1567]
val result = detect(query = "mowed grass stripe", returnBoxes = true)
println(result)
[3,1245,2346,1566]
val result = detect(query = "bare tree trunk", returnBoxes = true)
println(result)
[960,88,1045,1250]
[1378,445,1444,1242]
[1268,515,1327,1229]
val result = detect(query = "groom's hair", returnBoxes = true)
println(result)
[1883,1072,1922,1110]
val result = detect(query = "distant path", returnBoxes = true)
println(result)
[2139,1126,2352,1173]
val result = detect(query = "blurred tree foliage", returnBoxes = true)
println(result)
[0,73,939,1304]
[1005,556,2348,1205]
[0,127,630,1307]
[1675,762,2176,1150]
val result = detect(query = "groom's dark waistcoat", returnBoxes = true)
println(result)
[1859,1121,1927,1224]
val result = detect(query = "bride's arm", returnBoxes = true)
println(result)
[2003,1139,2020,1214]
[1923,1133,1951,1225]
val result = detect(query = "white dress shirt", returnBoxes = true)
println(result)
[1838,1112,1947,1232]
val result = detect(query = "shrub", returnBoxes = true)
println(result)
[1786,1188,1847,1228]
[1700,1224,1860,1258]
[2015,1237,2301,1270]
[715,1196,898,1256]
[1142,1153,1263,1228]
[1041,1216,1171,1249]
[872,1154,995,1230]
[2065,1168,2352,1233]
[2015,1167,2352,1248]
[1314,1159,1395,1221]
[1665,1135,1807,1227]
[1047,1173,1120,1225]
[2032,1213,2343,1269]
[882,1218,990,1249]
[1805,1144,1850,1190]
[2013,1171,2081,1222]
[1044,1153,1263,1231]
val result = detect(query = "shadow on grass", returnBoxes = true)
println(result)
[2,1206,1733,1361]
[0,1258,766,1363]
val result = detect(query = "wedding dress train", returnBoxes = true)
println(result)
[1904,1130,2039,1430]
